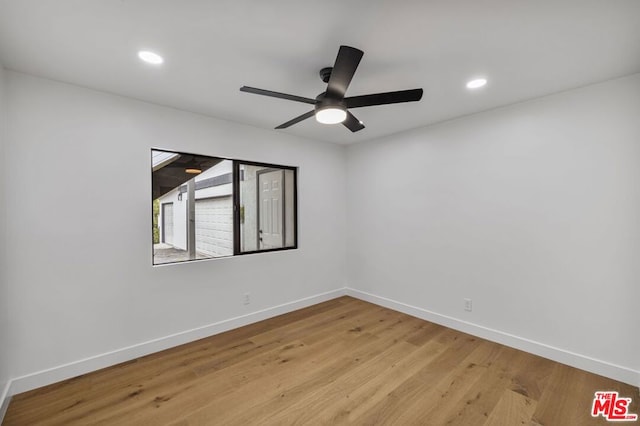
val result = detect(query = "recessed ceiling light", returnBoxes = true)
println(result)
[466,78,487,89]
[138,50,164,65]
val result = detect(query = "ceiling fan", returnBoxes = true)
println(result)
[240,45,423,132]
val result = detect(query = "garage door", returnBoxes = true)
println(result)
[195,196,233,257]
[162,202,174,245]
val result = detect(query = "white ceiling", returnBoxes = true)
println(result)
[1,0,639,144]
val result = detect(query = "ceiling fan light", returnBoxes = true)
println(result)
[315,107,347,124]
[185,168,202,174]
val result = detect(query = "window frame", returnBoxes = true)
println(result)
[151,148,298,265]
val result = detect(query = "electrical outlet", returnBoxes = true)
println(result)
[464,298,472,312]
[243,292,251,305]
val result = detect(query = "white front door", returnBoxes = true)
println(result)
[258,170,284,249]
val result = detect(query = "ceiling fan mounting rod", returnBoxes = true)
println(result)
[319,67,333,83]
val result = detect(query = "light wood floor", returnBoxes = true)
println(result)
[4,297,638,425]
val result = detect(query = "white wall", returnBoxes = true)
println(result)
[347,74,640,385]
[3,71,347,389]
[0,64,10,407]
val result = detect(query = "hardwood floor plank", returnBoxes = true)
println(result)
[258,341,421,425]
[182,338,417,425]
[214,332,396,425]
[204,313,445,425]
[4,297,638,426]
[389,339,509,425]
[199,313,433,425]
[341,339,447,423]
[355,329,483,425]
[532,363,638,426]
[484,389,537,426]
[247,300,368,346]
[507,351,556,401]
[424,346,526,425]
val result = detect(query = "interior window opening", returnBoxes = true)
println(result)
[152,149,297,265]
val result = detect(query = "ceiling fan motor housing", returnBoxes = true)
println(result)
[314,92,344,111]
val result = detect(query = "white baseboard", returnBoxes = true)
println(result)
[6,288,347,398]
[345,288,640,389]
[0,381,10,423]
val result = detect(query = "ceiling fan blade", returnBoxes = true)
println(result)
[342,111,365,132]
[240,86,316,105]
[275,110,315,129]
[325,46,364,100]
[345,88,423,109]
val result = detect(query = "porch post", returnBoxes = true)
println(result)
[187,178,196,260]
